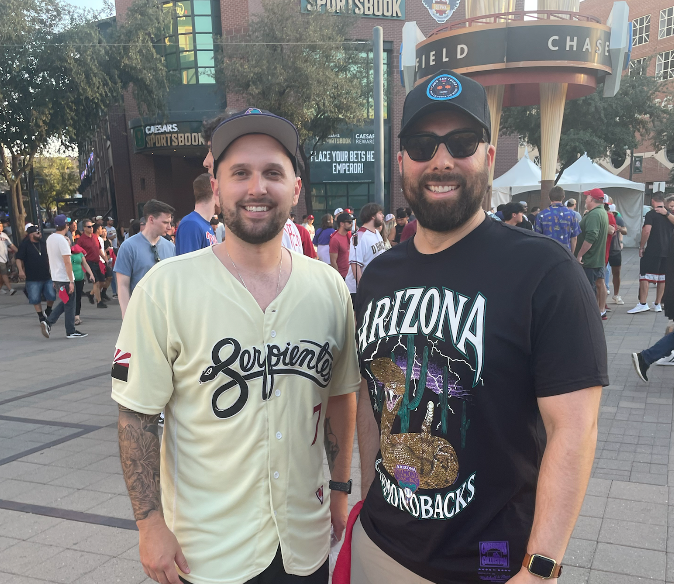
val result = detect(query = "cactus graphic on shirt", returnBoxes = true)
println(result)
[397,335,427,433]
[460,400,471,449]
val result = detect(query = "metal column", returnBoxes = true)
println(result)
[373,26,385,208]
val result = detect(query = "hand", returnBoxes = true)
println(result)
[138,514,190,584]
[655,206,668,215]
[68,282,74,295]
[507,566,558,583]
[18,271,25,281]
[88,275,94,283]
[639,247,644,258]
[329,490,349,542]
[577,256,583,264]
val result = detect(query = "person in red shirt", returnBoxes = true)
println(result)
[400,218,417,242]
[77,219,108,308]
[296,223,317,258]
[329,213,353,278]
[604,201,617,316]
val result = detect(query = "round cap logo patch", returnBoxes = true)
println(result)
[427,75,462,101]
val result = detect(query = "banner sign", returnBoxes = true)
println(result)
[415,22,613,81]
[301,0,405,19]
[131,121,206,153]
[308,126,391,183]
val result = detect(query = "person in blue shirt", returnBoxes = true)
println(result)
[175,173,219,254]
[114,199,176,318]
[535,186,581,251]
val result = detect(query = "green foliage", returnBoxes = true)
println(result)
[220,0,368,211]
[500,73,673,176]
[0,0,169,238]
[33,157,80,208]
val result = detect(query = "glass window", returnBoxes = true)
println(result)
[348,183,368,196]
[177,16,193,34]
[656,50,674,80]
[195,33,214,49]
[194,16,213,32]
[166,53,178,70]
[198,68,216,83]
[179,34,194,51]
[180,51,195,67]
[193,0,212,14]
[182,69,197,84]
[633,14,650,46]
[174,1,191,15]
[629,57,647,76]
[660,7,674,39]
[197,50,214,67]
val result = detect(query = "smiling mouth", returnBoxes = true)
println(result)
[426,185,458,193]
[244,206,270,212]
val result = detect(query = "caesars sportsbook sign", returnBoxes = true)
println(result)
[301,0,405,19]
[132,122,206,153]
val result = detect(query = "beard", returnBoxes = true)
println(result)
[401,161,488,233]
[373,216,383,228]
[222,199,289,245]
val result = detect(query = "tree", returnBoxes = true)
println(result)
[0,0,169,240]
[33,157,80,209]
[220,0,368,213]
[500,72,672,181]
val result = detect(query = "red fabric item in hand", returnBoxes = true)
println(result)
[332,501,364,584]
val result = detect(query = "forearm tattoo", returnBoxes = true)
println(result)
[324,417,340,473]
[118,405,163,521]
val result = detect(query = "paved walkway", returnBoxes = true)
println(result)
[0,248,672,583]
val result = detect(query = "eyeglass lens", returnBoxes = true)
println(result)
[403,130,484,162]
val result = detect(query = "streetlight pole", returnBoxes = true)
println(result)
[373,26,384,209]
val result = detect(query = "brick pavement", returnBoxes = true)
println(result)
[0,248,672,583]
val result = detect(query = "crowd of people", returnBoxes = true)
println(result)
[0,67,670,584]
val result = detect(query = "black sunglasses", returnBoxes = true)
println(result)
[150,244,161,263]
[401,129,488,162]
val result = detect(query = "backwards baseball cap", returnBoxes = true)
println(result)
[211,108,300,171]
[26,225,39,234]
[584,188,605,201]
[334,207,344,216]
[399,70,491,141]
[54,214,67,228]
[307,215,314,220]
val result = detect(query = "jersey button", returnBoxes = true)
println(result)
[273,471,280,479]
[271,330,277,338]
[275,389,281,397]
[276,432,282,440]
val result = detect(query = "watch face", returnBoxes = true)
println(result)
[530,555,555,578]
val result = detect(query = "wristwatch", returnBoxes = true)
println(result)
[328,479,352,494]
[522,553,562,579]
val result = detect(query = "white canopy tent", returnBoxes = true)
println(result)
[557,155,645,248]
[491,151,541,208]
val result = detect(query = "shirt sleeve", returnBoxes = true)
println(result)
[329,235,339,254]
[59,236,71,256]
[175,221,205,255]
[111,286,174,414]
[327,283,361,397]
[350,233,366,267]
[113,241,133,277]
[644,211,654,227]
[571,213,581,237]
[531,258,609,397]
[583,212,600,244]
[15,240,26,262]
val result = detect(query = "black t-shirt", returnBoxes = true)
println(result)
[354,217,608,583]
[517,220,533,231]
[643,209,674,258]
[15,237,50,281]
[394,224,405,244]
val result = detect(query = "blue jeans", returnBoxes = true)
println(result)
[605,262,611,291]
[642,332,674,365]
[47,281,76,335]
[25,280,55,305]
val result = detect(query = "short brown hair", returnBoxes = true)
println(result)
[360,202,383,225]
[549,186,565,202]
[193,173,214,204]
[142,199,175,218]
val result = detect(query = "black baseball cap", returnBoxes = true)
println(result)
[211,108,300,171]
[399,70,491,142]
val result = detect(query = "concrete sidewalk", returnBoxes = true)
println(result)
[0,248,672,583]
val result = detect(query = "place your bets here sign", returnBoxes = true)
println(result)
[308,126,391,183]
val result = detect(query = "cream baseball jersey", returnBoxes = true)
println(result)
[111,247,360,584]
[345,226,386,294]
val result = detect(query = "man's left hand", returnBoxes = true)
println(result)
[329,490,348,542]
[655,206,668,215]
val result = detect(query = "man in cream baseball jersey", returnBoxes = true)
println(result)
[112,108,360,584]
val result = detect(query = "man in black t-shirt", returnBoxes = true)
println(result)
[350,70,607,584]
[628,194,674,314]
[15,226,55,323]
[393,209,408,245]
